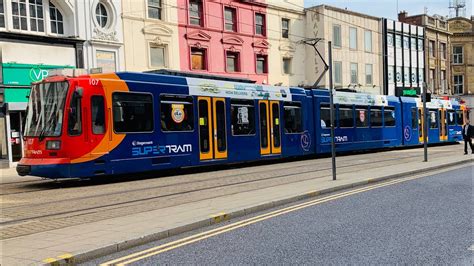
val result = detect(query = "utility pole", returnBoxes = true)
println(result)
[423,82,428,162]
[328,41,336,180]
[299,38,336,180]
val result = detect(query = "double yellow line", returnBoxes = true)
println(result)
[101,174,424,265]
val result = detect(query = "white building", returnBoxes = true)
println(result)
[304,5,383,94]
[266,0,306,87]
[0,0,124,167]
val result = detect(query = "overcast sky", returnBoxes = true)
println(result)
[304,0,473,20]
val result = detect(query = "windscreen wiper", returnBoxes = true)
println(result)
[38,128,46,142]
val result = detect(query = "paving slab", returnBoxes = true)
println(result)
[0,146,472,265]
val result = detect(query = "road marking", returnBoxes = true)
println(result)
[211,212,229,224]
[101,174,426,266]
[468,245,474,251]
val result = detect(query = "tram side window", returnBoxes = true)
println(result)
[384,106,396,127]
[113,93,154,133]
[283,102,303,133]
[456,110,464,125]
[320,104,331,128]
[91,96,105,134]
[338,105,354,128]
[411,108,417,128]
[355,107,369,127]
[160,95,194,132]
[447,110,455,126]
[429,109,438,129]
[68,91,82,136]
[231,99,255,135]
[370,107,383,127]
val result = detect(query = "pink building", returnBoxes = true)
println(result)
[177,0,269,83]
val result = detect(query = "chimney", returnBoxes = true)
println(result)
[398,10,408,21]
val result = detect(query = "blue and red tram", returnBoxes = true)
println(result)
[16,71,467,179]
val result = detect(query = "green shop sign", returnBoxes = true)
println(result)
[2,63,74,103]
[3,63,74,86]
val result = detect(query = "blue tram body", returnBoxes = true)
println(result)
[17,71,466,179]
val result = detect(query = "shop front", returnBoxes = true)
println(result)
[1,63,74,167]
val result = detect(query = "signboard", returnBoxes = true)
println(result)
[96,50,116,73]
[2,63,74,86]
[395,87,420,97]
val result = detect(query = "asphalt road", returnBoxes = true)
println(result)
[91,165,473,265]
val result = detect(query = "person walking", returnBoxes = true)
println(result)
[462,119,474,155]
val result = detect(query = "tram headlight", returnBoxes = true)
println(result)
[46,140,61,150]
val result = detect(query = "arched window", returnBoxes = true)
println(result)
[95,3,108,28]
[49,3,63,34]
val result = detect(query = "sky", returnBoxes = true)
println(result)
[304,0,473,20]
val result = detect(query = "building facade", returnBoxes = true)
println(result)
[398,12,451,96]
[304,5,383,95]
[382,19,425,97]
[448,16,474,109]
[176,0,270,84]
[0,0,124,166]
[122,0,181,72]
[265,0,305,86]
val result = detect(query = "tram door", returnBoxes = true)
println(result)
[418,108,425,143]
[198,97,227,161]
[259,101,281,155]
[440,109,447,141]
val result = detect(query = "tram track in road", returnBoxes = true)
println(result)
[1,151,424,207]
[0,147,441,198]
[0,150,454,237]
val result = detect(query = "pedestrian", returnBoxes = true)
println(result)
[462,119,474,155]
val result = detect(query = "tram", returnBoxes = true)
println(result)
[16,70,466,179]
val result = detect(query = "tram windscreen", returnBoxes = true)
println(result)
[24,82,69,137]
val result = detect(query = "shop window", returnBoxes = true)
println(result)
[283,102,303,133]
[356,107,369,128]
[231,99,255,136]
[160,95,194,132]
[339,105,354,128]
[370,107,383,127]
[91,96,105,134]
[191,48,206,70]
[255,13,265,36]
[189,0,202,26]
[49,3,63,34]
[113,93,154,133]
[224,7,236,32]
[384,106,396,127]
[148,0,162,20]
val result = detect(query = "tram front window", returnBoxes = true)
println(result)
[24,82,69,137]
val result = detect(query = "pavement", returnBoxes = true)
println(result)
[0,145,472,265]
